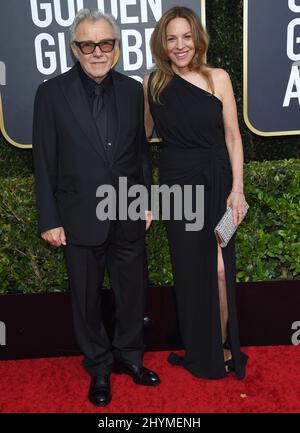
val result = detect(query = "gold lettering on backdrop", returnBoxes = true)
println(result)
[30,0,162,79]
[283,1,300,106]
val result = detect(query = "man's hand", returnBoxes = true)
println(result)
[41,227,67,247]
[145,210,153,231]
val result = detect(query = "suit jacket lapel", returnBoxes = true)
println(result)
[60,65,109,163]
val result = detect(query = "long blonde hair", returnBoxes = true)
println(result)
[150,6,213,104]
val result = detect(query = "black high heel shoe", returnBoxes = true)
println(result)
[223,340,235,374]
[225,357,235,374]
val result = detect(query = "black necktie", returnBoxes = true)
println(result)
[92,85,107,145]
[92,86,104,117]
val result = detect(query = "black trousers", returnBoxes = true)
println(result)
[64,221,148,376]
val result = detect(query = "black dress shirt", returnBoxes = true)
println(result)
[77,62,117,162]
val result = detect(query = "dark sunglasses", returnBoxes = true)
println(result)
[74,39,116,54]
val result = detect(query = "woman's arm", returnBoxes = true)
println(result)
[142,74,155,139]
[213,68,247,226]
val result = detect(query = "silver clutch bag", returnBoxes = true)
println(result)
[214,203,249,248]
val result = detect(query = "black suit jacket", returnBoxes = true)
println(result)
[32,65,152,246]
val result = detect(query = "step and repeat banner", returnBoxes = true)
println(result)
[0,0,205,148]
[1,1,299,148]
[244,0,300,136]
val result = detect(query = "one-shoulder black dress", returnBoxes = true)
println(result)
[149,73,248,379]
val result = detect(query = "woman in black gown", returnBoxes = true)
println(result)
[144,6,248,379]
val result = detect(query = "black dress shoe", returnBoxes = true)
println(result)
[114,359,160,386]
[88,374,112,406]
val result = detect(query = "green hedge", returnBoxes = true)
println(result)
[0,159,299,294]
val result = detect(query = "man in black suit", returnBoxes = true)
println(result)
[32,9,160,407]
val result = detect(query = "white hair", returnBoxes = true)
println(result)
[70,8,121,42]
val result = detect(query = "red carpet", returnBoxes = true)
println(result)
[0,346,299,413]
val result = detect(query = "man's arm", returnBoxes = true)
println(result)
[32,83,66,245]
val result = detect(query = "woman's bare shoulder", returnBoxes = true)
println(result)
[208,67,231,83]
[143,71,155,86]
